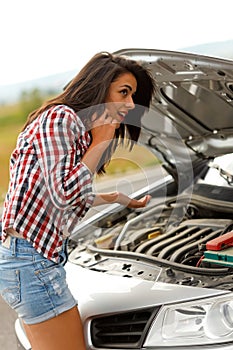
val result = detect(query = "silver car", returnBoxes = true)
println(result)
[16,48,233,349]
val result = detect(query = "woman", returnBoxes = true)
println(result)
[0,51,155,349]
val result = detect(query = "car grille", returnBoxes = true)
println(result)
[90,307,160,349]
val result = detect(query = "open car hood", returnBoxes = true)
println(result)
[115,48,233,163]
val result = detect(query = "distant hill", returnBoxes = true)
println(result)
[0,40,233,104]
[182,39,233,58]
[0,70,77,104]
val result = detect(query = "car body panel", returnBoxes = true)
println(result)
[65,262,227,320]
[115,48,233,161]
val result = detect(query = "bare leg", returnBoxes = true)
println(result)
[23,306,86,350]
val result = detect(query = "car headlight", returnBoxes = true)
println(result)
[145,293,233,347]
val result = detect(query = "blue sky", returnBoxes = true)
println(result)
[1,0,233,85]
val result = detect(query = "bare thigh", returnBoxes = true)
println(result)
[23,306,86,350]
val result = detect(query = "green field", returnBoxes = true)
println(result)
[0,99,158,204]
[0,103,25,203]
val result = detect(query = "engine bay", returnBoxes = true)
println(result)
[69,181,233,290]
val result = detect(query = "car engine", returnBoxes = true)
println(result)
[69,181,233,290]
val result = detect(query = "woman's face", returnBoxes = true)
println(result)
[105,72,137,128]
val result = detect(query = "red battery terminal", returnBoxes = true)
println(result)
[206,231,233,251]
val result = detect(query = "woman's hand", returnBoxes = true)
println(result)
[81,110,118,174]
[118,193,152,208]
[90,110,118,147]
[93,191,151,208]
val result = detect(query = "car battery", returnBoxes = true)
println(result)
[204,247,233,267]
[203,231,233,267]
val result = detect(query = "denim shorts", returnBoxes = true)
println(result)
[0,227,77,325]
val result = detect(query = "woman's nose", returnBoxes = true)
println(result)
[126,96,135,110]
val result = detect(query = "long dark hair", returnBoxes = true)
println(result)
[23,52,155,174]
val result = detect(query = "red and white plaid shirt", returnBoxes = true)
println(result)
[2,105,95,262]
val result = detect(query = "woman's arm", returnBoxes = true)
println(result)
[81,110,117,173]
[93,192,151,208]
[83,111,151,210]
[35,106,94,211]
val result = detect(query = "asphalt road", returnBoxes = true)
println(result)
[0,166,164,349]
[0,297,24,349]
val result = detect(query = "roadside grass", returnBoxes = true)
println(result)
[103,144,158,175]
[0,101,25,202]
